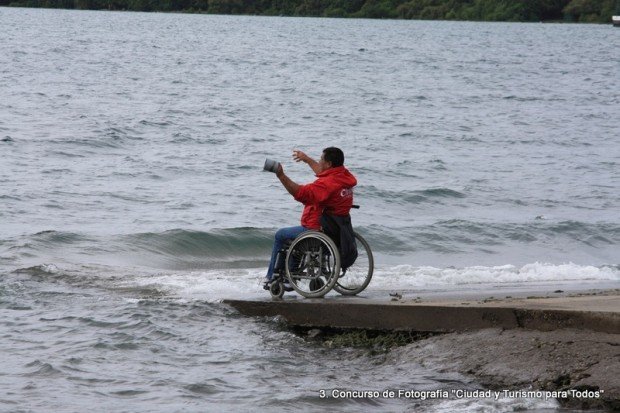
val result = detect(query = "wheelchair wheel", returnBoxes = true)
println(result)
[269,281,285,299]
[334,231,374,296]
[285,231,341,298]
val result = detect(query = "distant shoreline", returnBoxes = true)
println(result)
[1,0,617,24]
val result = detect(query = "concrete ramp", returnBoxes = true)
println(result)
[223,293,620,334]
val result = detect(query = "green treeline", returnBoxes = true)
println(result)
[2,0,617,23]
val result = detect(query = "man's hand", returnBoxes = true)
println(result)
[293,150,322,175]
[293,150,310,163]
[276,163,284,178]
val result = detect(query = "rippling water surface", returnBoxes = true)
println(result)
[1,7,619,412]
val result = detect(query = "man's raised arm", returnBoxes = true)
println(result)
[293,150,321,175]
[276,164,300,197]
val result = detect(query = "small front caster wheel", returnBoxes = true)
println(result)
[269,281,285,298]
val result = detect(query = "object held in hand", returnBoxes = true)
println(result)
[263,159,280,173]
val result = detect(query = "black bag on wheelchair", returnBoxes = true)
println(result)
[320,214,358,270]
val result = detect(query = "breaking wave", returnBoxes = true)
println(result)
[2,220,619,271]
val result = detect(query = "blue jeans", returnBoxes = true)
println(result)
[266,226,308,280]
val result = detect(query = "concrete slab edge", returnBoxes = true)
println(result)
[222,300,620,334]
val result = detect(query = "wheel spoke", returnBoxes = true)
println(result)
[285,232,341,298]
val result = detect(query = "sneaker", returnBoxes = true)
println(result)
[262,277,271,290]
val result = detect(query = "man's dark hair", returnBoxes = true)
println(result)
[323,147,344,167]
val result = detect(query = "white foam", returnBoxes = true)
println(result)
[371,262,620,290]
[117,262,619,302]
[123,268,267,302]
[429,389,559,413]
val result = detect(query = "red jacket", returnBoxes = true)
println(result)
[293,166,357,230]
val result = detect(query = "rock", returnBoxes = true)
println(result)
[307,328,322,338]
[389,328,619,409]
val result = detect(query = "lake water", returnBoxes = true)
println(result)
[0,7,619,412]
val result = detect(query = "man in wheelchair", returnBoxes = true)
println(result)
[263,147,357,289]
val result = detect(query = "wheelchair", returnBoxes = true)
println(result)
[268,219,374,299]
